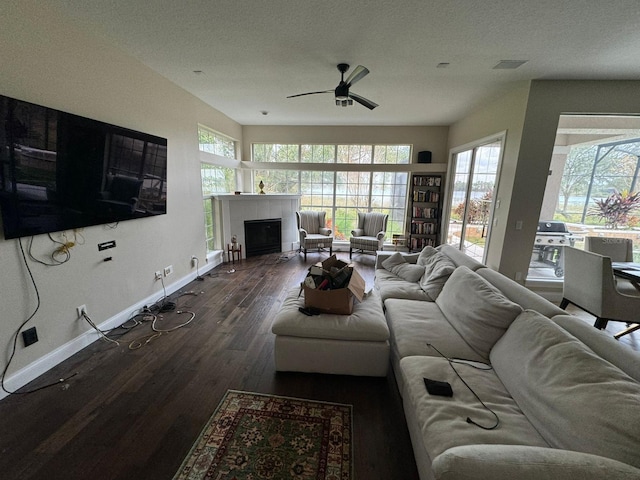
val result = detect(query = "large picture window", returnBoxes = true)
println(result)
[199,125,239,253]
[251,144,411,241]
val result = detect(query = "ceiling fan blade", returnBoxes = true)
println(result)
[349,92,378,110]
[287,90,332,98]
[345,65,369,87]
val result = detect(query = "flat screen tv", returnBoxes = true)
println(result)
[0,94,167,239]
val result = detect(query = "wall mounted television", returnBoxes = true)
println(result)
[0,94,168,239]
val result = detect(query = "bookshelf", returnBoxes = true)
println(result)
[408,174,443,252]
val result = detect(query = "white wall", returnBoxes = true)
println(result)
[447,82,531,271]
[0,1,241,394]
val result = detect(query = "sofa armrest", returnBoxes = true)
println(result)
[433,445,640,480]
[376,231,386,240]
[299,228,308,239]
[351,228,364,236]
[319,227,332,236]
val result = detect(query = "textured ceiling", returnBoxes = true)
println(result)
[54,0,640,126]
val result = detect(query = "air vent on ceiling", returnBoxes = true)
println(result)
[493,60,528,69]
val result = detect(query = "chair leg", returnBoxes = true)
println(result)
[559,298,569,309]
[329,247,333,256]
[304,248,307,261]
[614,323,640,340]
[349,247,352,259]
[594,318,609,330]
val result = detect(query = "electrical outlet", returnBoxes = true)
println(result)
[155,271,163,280]
[76,304,87,317]
[164,265,173,276]
[191,255,197,267]
[22,327,38,347]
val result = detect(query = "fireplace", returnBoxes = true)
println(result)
[244,218,282,257]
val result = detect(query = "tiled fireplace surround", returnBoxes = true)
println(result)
[213,194,301,259]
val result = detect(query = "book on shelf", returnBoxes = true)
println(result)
[412,190,440,203]
[412,207,437,219]
[410,237,436,250]
[410,222,436,235]
[413,176,442,187]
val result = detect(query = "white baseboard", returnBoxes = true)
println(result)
[1,260,220,401]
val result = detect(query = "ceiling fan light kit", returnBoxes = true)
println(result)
[287,63,379,110]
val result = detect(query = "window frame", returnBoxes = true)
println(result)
[248,143,413,242]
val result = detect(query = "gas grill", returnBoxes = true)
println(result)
[533,221,575,277]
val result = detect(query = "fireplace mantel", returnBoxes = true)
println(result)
[213,194,301,258]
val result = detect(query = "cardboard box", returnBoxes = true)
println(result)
[302,255,366,315]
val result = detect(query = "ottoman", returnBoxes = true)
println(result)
[271,287,390,376]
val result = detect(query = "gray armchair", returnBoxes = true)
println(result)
[585,236,633,261]
[560,247,640,339]
[349,212,388,259]
[296,211,333,260]
[585,236,636,295]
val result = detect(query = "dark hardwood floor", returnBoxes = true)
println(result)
[0,251,420,480]
[3,250,638,480]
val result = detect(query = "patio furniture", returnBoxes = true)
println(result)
[560,246,640,339]
[585,236,636,295]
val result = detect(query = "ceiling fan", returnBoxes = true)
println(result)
[287,63,379,110]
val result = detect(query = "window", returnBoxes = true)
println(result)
[529,114,640,281]
[199,125,238,253]
[251,143,411,241]
[198,125,236,159]
[201,164,235,195]
[201,164,234,252]
[444,137,503,263]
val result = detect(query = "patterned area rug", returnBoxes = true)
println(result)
[173,390,353,480]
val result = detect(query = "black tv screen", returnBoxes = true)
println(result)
[0,94,167,239]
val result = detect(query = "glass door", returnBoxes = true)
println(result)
[445,137,503,262]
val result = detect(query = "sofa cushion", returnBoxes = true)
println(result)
[418,251,457,301]
[384,298,485,363]
[491,309,640,470]
[435,266,523,361]
[382,252,425,282]
[436,244,486,270]
[375,270,430,302]
[417,245,438,264]
[400,356,549,465]
[272,288,389,342]
[553,314,640,382]
[476,268,565,318]
[432,445,640,480]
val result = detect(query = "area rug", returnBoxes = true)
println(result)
[173,390,353,480]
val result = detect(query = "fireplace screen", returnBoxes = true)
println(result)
[244,218,282,257]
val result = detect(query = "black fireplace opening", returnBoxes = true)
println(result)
[244,218,282,257]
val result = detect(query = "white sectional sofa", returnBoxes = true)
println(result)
[375,245,640,480]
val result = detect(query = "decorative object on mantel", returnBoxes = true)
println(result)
[258,180,265,194]
[234,191,241,195]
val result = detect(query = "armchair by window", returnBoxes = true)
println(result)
[296,211,333,260]
[349,212,388,259]
[560,246,640,339]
